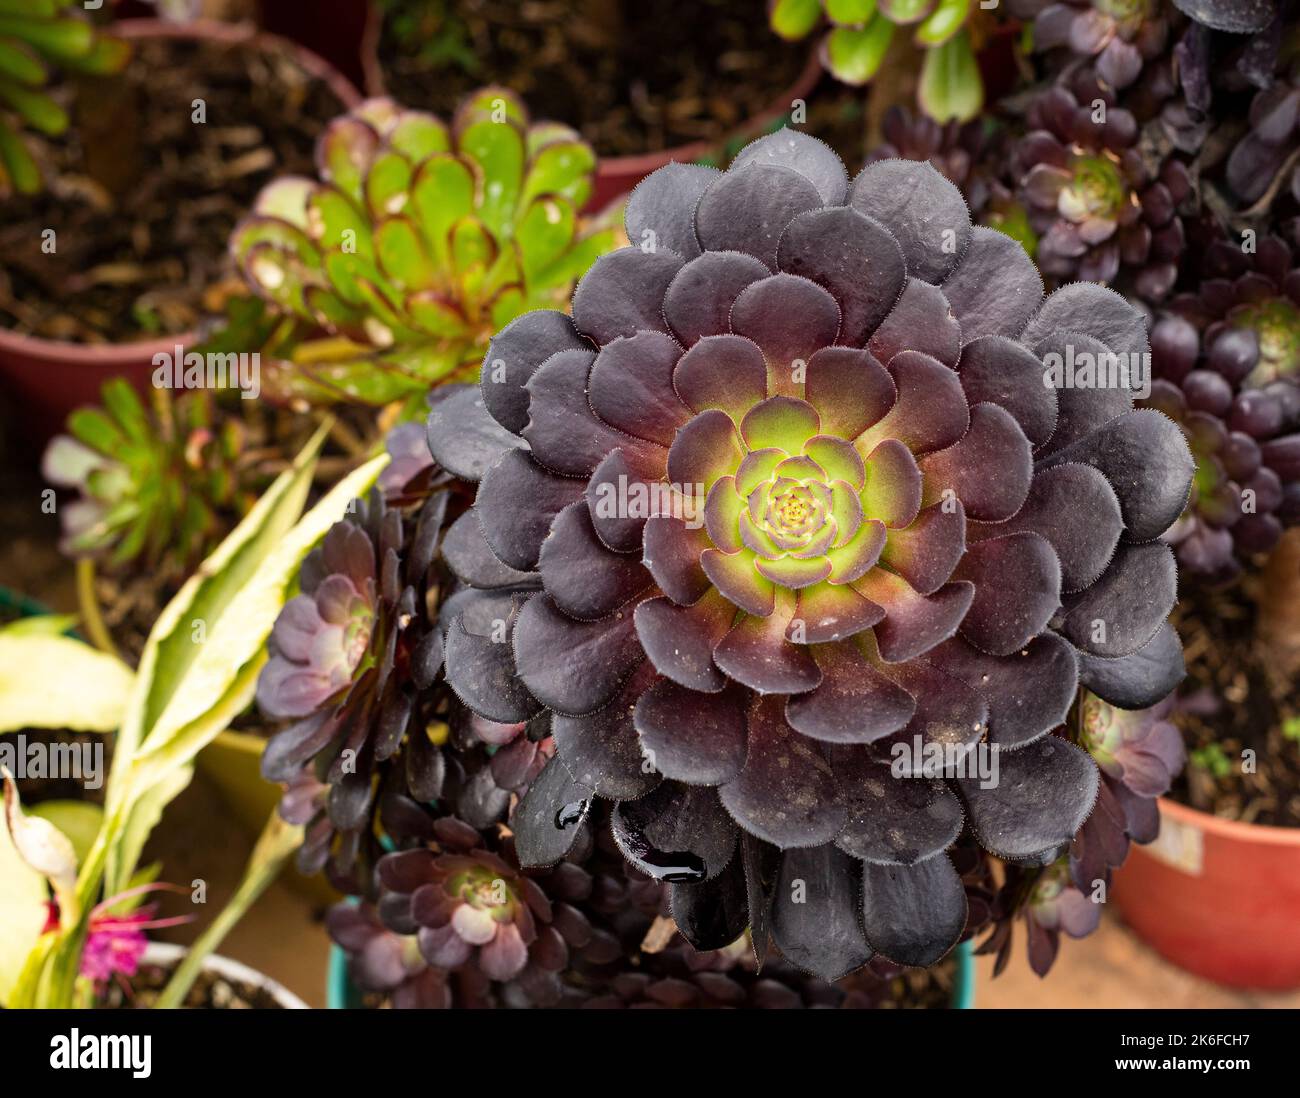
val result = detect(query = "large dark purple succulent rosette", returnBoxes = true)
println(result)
[432,131,1194,981]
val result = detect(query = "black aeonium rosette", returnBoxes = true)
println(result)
[255,405,536,889]
[430,130,1194,981]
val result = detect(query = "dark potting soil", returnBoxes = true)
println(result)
[1167,580,1300,828]
[375,0,810,157]
[0,35,348,344]
[99,956,288,1009]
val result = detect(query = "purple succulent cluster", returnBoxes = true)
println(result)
[427,131,1193,981]
[1142,232,1300,581]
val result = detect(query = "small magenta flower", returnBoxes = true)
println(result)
[76,884,193,991]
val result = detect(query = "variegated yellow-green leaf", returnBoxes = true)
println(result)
[0,626,133,734]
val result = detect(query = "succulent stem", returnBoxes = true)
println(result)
[75,558,118,661]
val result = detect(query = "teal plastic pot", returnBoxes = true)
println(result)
[328,938,976,1009]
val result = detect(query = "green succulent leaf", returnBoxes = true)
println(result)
[916,0,971,45]
[918,28,983,122]
[770,0,824,39]
[824,19,895,85]
[826,0,878,25]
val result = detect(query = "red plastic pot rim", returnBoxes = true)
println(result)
[0,17,361,364]
[1156,794,1300,847]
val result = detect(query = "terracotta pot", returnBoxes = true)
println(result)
[0,18,361,450]
[359,5,824,212]
[1111,795,1300,989]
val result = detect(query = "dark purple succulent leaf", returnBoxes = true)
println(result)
[956,336,1058,449]
[719,695,846,848]
[871,656,988,770]
[538,501,652,620]
[444,612,543,724]
[1021,283,1150,358]
[791,581,885,644]
[877,502,966,595]
[1034,332,1135,455]
[730,274,841,383]
[328,772,374,832]
[1058,542,1177,658]
[941,227,1044,341]
[669,850,750,951]
[803,345,896,438]
[771,844,873,981]
[663,251,772,345]
[261,710,336,782]
[731,128,849,206]
[921,403,1033,522]
[633,590,732,693]
[406,728,445,802]
[512,754,594,868]
[666,408,745,493]
[587,331,690,445]
[954,531,1062,656]
[552,664,662,800]
[441,511,535,589]
[863,351,970,456]
[861,439,923,528]
[641,513,711,605]
[373,682,414,761]
[860,855,967,967]
[480,309,589,435]
[583,448,657,552]
[849,159,972,284]
[1076,620,1185,709]
[623,161,719,260]
[858,572,975,663]
[524,347,663,477]
[475,449,584,571]
[713,591,823,695]
[832,746,963,864]
[425,384,522,482]
[634,678,749,785]
[930,632,1078,749]
[776,207,906,346]
[571,247,683,345]
[957,736,1099,861]
[611,784,737,886]
[785,639,916,743]
[985,463,1123,593]
[868,278,962,368]
[694,163,824,271]
[672,334,769,419]
[513,594,645,715]
[741,834,780,965]
[1172,0,1275,34]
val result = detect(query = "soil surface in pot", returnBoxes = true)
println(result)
[0,34,345,343]
[100,956,287,1009]
[375,0,807,156]
[1167,581,1300,828]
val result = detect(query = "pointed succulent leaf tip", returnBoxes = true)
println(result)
[229,90,613,405]
[451,136,1193,973]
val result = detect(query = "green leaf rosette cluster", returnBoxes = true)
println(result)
[230,89,618,407]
